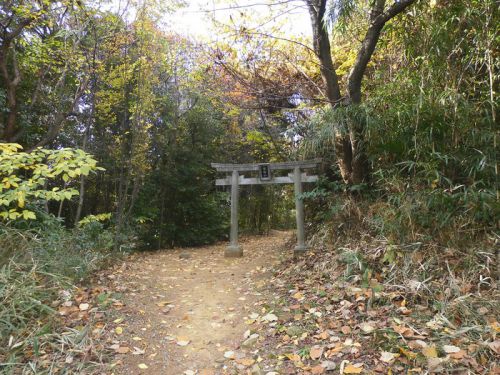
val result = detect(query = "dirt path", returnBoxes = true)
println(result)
[107,231,290,375]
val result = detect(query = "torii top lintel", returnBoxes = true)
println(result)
[211,159,321,186]
[210,159,321,172]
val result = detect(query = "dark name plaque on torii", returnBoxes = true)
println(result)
[211,159,321,257]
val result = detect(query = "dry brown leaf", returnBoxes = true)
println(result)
[314,331,329,340]
[311,364,325,374]
[341,326,351,334]
[310,346,324,360]
[449,349,466,360]
[235,357,255,366]
[487,340,500,355]
[392,324,413,337]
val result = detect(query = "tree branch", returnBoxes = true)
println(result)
[305,0,342,104]
[381,0,418,23]
[347,0,417,103]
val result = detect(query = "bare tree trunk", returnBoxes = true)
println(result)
[0,46,21,141]
[74,126,90,225]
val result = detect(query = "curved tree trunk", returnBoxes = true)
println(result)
[305,0,416,185]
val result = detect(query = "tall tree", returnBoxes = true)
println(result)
[305,0,416,184]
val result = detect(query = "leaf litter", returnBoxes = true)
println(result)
[67,230,497,374]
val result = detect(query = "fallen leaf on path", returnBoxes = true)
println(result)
[262,313,278,322]
[380,351,398,363]
[392,324,413,337]
[359,322,375,334]
[293,292,304,300]
[314,331,329,340]
[235,357,255,366]
[176,336,190,346]
[343,364,363,374]
[487,341,500,354]
[115,327,123,335]
[285,353,301,361]
[341,326,351,334]
[310,364,325,374]
[79,303,89,311]
[422,346,438,358]
[116,346,130,354]
[449,349,466,359]
[224,350,235,359]
[310,346,324,360]
[399,346,417,359]
[132,347,145,355]
[138,363,148,369]
[443,345,460,354]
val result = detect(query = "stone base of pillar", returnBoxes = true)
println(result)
[293,245,307,258]
[225,245,243,258]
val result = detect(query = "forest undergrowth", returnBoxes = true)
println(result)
[0,220,127,374]
[240,197,499,374]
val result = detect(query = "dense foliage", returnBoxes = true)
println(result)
[303,0,498,246]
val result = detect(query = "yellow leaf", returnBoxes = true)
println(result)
[399,346,417,359]
[343,364,363,374]
[285,353,301,361]
[422,346,438,358]
[115,326,123,335]
[293,292,304,300]
[138,363,148,369]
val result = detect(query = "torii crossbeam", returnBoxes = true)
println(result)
[211,159,321,257]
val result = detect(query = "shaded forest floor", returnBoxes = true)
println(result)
[88,232,500,375]
[97,231,289,374]
[52,231,497,374]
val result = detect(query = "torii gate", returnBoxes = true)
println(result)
[211,159,321,257]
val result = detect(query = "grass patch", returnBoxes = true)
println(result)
[0,221,125,374]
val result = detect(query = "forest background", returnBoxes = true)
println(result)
[0,0,498,372]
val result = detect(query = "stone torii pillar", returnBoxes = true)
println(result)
[293,166,306,256]
[212,159,321,258]
[227,170,242,257]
